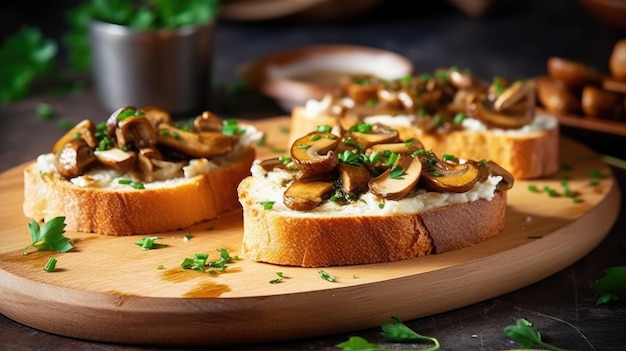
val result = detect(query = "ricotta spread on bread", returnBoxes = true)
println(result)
[247,159,502,216]
[35,127,260,190]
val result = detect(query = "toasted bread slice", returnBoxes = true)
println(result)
[290,105,559,180]
[238,174,506,267]
[23,145,255,235]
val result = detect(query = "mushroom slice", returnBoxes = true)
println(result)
[369,154,422,200]
[115,115,158,150]
[290,131,340,179]
[493,80,534,112]
[142,106,172,128]
[420,158,480,193]
[448,68,481,89]
[94,148,137,171]
[367,139,424,155]
[259,157,294,172]
[472,87,535,129]
[53,119,98,153]
[193,111,223,132]
[347,123,400,149]
[106,106,140,135]
[157,124,237,158]
[343,75,381,104]
[481,160,514,191]
[55,139,97,179]
[283,180,335,211]
[338,163,371,194]
[136,147,164,183]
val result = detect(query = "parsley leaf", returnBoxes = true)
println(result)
[591,266,626,305]
[22,217,73,255]
[336,336,381,351]
[336,317,440,351]
[504,318,569,351]
[380,316,439,349]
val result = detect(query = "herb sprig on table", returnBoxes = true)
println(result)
[592,264,626,305]
[335,317,572,351]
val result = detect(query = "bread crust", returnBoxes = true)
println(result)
[238,175,507,267]
[289,106,559,180]
[23,146,256,236]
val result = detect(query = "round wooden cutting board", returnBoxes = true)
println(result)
[0,117,620,346]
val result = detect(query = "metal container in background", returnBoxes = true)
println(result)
[89,20,215,117]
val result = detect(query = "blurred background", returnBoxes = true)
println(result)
[1,0,623,85]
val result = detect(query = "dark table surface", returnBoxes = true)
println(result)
[1,1,626,350]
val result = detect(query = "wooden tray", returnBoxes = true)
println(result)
[0,117,620,346]
[537,107,626,138]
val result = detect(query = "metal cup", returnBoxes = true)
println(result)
[89,20,215,116]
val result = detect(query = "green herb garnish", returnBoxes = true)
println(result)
[22,217,73,255]
[381,316,440,349]
[316,125,332,132]
[135,236,166,250]
[318,269,335,282]
[181,248,239,273]
[504,318,570,351]
[269,271,284,284]
[336,316,440,351]
[591,266,626,305]
[222,118,245,136]
[389,166,406,180]
[259,201,275,210]
[36,103,55,120]
[118,178,145,189]
[44,257,58,272]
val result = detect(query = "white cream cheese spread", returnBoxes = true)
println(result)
[246,159,502,217]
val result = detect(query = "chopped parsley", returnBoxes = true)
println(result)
[258,201,275,210]
[135,236,166,250]
[389,166,406,180]
[118,178,145,189]
[180,248,239,273]
[318,269,335,282]
[269,271,285,284]
[222,119,246,136]
[44,257,58,272]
